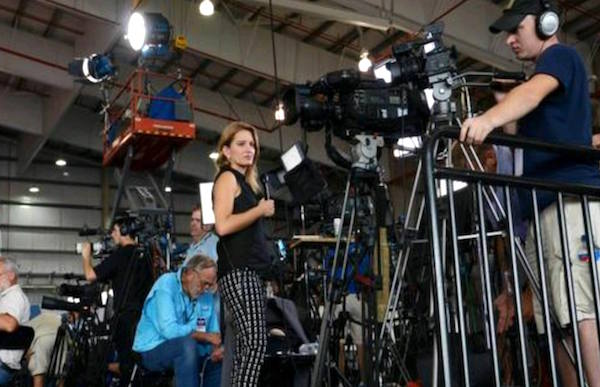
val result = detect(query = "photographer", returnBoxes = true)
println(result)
[80,214,153,383]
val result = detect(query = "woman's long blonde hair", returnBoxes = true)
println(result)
[215,121,262,194]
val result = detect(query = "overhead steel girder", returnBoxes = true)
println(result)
[0,23,73,90]
[44,0,358,85]
[254,0,591,72]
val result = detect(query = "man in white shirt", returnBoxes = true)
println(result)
[0,257,30,385]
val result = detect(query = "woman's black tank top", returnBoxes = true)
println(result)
[214,167,270,277]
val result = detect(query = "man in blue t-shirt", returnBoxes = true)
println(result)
[460,1,600,385]
[133,255,222,387]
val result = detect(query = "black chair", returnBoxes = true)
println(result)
[0,327,34,351]
[0,326,35,387]
[127,353,173,387]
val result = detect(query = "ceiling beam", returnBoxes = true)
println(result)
[369,29,405,56]
[42,8,60,37]
[10,0,28,29]
[576,20,600,41]
[328,27,360,53]
[188,58,213,82]
[211,68,239,91]
[235,77,265,99]
[302,20,335,44]
[563,3,600,31]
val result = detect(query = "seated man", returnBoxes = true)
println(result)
[0,257,31,386]
[23,311,62,387]
[133,255,222,387]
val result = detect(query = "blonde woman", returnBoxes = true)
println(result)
[212,121,274,386]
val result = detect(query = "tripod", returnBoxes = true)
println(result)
[374,74,579,385]
[311,134,393,387]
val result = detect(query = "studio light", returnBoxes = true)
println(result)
[126,12,146,51]
[68,54,116,84]
[274,103,286,122]
[55,158,67,167]
[199,0,215,16]
[125,12,171,54]
[358,50,372,73]
[209,152,219,160]
[164,186,172,193]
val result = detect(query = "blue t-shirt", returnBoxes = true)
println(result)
[518,44,600,218]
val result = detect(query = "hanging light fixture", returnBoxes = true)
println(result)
[358,49,372,73]
[199,0,215,16]
[274,102,286,122]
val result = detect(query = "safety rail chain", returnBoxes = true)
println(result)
[423,127,600,387]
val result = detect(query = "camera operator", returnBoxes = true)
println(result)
[80,214,153,383]
[460,1,600,385]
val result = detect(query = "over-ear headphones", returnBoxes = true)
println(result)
[536,0,559,40]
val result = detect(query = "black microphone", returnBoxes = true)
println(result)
[261,174,271,200]
[492,71,526,81]
[78,227,102,237]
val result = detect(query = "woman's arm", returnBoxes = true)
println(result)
[213,171,274,236]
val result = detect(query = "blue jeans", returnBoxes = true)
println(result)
[0,364,14,386]
[140,336,221,387]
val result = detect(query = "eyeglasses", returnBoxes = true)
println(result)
[194,270,216,289]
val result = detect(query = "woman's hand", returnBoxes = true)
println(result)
[258,199,275,217]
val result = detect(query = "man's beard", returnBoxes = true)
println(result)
[0,278,11,292]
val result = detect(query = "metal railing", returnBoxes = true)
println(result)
[423,127,600,387]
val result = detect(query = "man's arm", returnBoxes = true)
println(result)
[81,242,97,282]
[152,290,197,339]
[191,331,221,346]
[0,314,18,333]
[460,74,560,144]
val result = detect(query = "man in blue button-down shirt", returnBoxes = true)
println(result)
[184,206,219,265]
[133,255,222,387]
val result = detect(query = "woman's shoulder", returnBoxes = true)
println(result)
[214,169,239,188]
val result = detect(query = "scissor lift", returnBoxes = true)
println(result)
[102,69,196,228]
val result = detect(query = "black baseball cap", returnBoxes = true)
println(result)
[489,0,550,34]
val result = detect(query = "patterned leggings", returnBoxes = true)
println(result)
[219,268,267,386]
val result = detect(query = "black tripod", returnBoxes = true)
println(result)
[311,134,392,387]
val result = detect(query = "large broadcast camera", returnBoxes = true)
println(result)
[281,23,456,170]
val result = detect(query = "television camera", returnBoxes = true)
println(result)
[281,22,456,170]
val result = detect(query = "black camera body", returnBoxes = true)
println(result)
[283,69,430,140]
[282,22,456,146]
